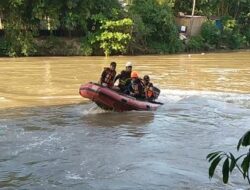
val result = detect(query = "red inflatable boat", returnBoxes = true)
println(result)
[79,82,162,112]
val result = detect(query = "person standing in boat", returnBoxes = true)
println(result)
[114,61,133,94]
[142,75,155,101]
[129,71,145,99]
[99,62,117,88]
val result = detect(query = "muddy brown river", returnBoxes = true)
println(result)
[0,51,250,189]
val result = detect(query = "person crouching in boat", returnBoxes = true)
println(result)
[114,61,132,94]
[99,62,117,88]
[129,71,145,99]
[143,75,155,102]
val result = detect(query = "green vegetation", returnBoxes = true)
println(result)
[0,0,249,56]
[186,35,205,52]
[128,0,183,54]
[207,130,250,185]
[94,18,133,56]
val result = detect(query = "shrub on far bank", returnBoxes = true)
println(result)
[3,30,37,57]
[186,35,205,52]
[220,17,247,49]
[221,29,247,49]
[80,41,93,56]
[128,0,182,54]
[34,36,82,56]
[148,39,184,54]
[244,28,250,46]
[200,18,249,51]
[201,20,221,49]
[0,38,9,56]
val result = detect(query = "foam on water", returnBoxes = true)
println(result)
[0,124,8,129]
[77,89,250,116]
[0,96,10,102]
[10,133,62,157]
[65,171,83,180]
[159,89,250,108]
[80,103,110,115]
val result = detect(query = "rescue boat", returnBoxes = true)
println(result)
[79,82,162,112]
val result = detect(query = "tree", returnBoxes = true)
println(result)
[95,18,133,56]
[129,0,182,54]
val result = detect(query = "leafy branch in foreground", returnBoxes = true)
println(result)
[207,130,250,185]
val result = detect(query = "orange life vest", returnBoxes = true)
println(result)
[144,82,154,99]
[102,68,116,87]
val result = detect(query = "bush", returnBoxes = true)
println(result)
[186,35,205,52]
[219,17,247,49]
[80,34,94,56]
[201,20,221,48]
[201,18,247,50]
[4,30,36,57]
[149,38,184,54]
[148,42,170,54]
[221,29,246,49]
[80,42,93,56]
[35,36,63,55]
[244,28,250,46]
[0,38,9,56]
[34,36,82,56]
[129,0,182,54]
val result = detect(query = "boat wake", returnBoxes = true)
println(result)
[159,89,250,108]
[78,89,250,117]
[79,103,110,115]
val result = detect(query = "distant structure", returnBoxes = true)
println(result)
[175,13,207,37]
[0,14,2,29]
[119,0,133,7]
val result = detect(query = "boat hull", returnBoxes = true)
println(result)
[79,82,161,112]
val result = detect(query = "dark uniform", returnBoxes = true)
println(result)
[130,78,145,99]
[114,70,131,93]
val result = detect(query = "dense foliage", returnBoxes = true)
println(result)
[90,18,133,56]
[128,0,183,54]
[0,0,249,56]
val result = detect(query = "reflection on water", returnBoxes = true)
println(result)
[0,52,250,189]
[82,110,154,127]
[81,110,155,138]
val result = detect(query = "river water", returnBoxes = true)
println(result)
[0,51,250,189]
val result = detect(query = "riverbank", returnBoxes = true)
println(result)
[0,36,249,57]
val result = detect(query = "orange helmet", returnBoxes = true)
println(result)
[131,71,139,78]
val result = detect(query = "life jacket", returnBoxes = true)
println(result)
[152,86,160,99]
[144,82,154,99]
[131,78,144,97]
[102,68,116,87]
